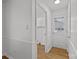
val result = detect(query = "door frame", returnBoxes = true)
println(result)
[32,0,52,59]
[36,3,47,45]
[32,0,37,59]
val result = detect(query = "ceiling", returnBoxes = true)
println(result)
[37,0,77,17]
[37,0,68,10]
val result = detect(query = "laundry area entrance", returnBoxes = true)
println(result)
[36,0,70,59]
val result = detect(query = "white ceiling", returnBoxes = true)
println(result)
[37,0,68,10]
[37,0,77,17]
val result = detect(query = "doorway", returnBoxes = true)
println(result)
[35,0,69,59]
[36,2,47,57]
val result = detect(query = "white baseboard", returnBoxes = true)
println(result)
[45,46,52,53]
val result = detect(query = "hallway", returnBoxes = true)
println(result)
[37,44,69,59]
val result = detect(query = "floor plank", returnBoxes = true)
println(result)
[37,44,69,59]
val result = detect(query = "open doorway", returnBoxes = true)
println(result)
[36,2,47,58]
[36,0,70,59]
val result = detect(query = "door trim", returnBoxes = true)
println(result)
[32,0,37,59]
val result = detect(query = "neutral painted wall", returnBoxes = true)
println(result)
[68,0,77,59]
[68,16,77,59]
[51,8,68,49]
[36,3,53,53]
[70,0,77,49]
[36,5,46,45]
[2,0,33,59]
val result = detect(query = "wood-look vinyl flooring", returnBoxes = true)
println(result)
[37,44,69,59]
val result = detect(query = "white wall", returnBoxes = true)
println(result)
[51,8,68,49]
[45,6,52,53]
[36,5,45,18]
[2,0,33,59]
[36,2,53,53]
[68,0,77,58]
[68,17,77,59]
[70,0,77,49]
[36,5,46,45]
